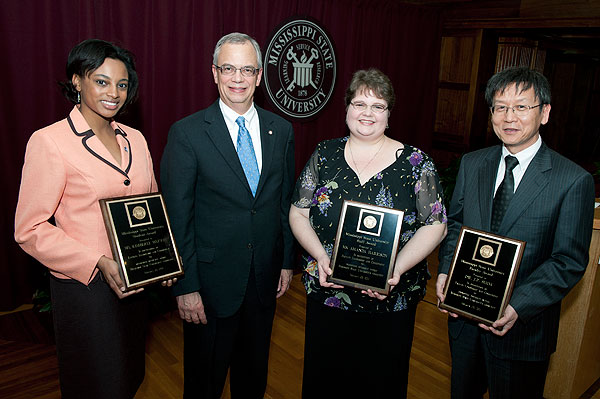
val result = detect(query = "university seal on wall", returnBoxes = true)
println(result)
[263,18,336,120]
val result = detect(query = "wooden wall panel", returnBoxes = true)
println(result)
[433,29,485,160]
[441,0,521,20]
[544,60,600,168]
[520,0,600,19]
[495,37,546,72]
[439,35,478,83]
[434,88,469,136]
[545,213,600,399]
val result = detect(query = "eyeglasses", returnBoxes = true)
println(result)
[214,64,259,77]
[350,102,388,113]
[490,104,542,117]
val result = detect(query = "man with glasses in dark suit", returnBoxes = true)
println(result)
[436,67,595,399]
[161,32,295,398]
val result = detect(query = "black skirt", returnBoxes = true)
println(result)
[49,272,148,399]
[302,297,418,399]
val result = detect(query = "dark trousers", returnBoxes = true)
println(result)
[183,272,276,399]
[50,273,147,399]
[449,321,550,399]
[302,297,418,399]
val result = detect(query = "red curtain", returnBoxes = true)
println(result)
[0,0,441,310]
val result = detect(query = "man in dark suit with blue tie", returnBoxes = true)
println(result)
[436,67,595,398]
[161,32,295,398]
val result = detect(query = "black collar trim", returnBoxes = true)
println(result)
[67,115,132,179]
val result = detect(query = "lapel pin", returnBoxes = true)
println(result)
[268,130,273,135]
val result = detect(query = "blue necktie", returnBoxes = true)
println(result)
[235,116,260,196]
[491,155,519,233]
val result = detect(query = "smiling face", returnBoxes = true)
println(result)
[491,84,551,154]
[72,57,129,125]
[346,88,389,140]
[212,41,262,115]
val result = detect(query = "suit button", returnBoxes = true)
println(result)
[247,243,253,249]
[251,210,257,215]
[124,179,130,186]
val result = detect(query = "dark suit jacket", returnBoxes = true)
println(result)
[438,142,595,361]
[161,101,295,318]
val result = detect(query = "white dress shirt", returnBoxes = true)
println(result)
[219,99,263,172]
[494,134,542,195]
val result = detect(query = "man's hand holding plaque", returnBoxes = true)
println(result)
[438,226,525,326]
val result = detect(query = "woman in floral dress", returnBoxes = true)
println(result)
[289,68,447,398]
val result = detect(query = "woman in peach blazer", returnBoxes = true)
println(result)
[15,39,157,399]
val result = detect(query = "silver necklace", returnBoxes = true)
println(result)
[348,136,386,179]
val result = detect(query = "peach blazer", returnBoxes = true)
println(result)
[15,106,157,284]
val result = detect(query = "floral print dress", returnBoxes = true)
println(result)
[292,137,447,313]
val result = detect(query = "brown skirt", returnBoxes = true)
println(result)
[49,273,148,399]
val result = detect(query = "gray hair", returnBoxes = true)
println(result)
[213,32,262,69]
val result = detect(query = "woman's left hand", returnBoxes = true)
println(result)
[361,288,391,300]
[361,223,447,301]
[361,271,401,300]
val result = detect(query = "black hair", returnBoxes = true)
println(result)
[485,67,551,108]
[59,39,139,111]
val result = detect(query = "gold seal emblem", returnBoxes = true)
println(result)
[363,215,377,229]
[480,244,494,259]
[132,206,146,220]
